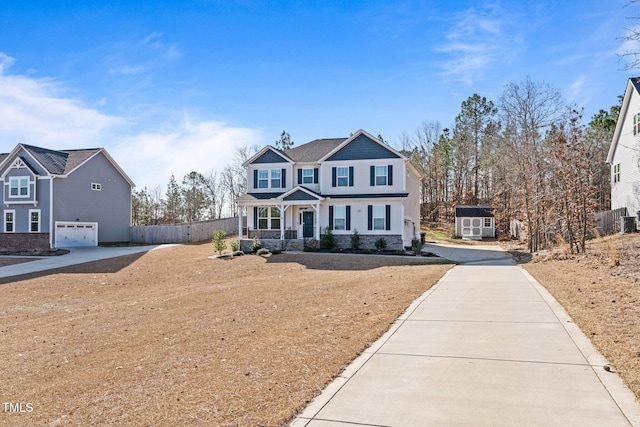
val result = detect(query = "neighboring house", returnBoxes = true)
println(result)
[455,205,495,240]
[236,129,421,251]
[608,77,640,219]
[0,144,134,250]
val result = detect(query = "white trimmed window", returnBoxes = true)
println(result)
[302,168,314,184]
[270,169,281,188]
[634,113,640,135]
[91,183,102,191]
[484,217,492,228]
[4,210,15,232]
[257,207,281,230]
[337,167,349,187]
[373,205,386,230]
[334,206,346,230]
[257,170,269,188]
[9,177,29,197]
[613,163,621,183]
[29,209,40,232]
[375,166,388,186]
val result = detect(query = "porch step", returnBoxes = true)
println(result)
[286,239,305,252]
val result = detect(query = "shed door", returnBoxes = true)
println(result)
[462,218,482,239]
[55,222,98,247]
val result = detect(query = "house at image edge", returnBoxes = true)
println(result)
[607,77,640,219]
[236,129,421,251]
[0,144,134,250]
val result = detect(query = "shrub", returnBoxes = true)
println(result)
[256,248,270,256]
[230,239,240,252]
[351,229,361,250]
[330,247,342,253]
[411,239,424,255]
[271,249,282,255]
[362,248,371,254]
[375,237,387,251]
[250,236,262,253]
[212,230,227,256]
[395,250,405,256]
[232,250,244,256]
[320,226,336,249]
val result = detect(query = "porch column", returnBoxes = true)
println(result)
[279,204,288,240]
[237,205,243,242]
[312,203,320,240]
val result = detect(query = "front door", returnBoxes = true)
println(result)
[302,211,314,238]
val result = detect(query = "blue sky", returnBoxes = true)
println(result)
[0,0,638,189]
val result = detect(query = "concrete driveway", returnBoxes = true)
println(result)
[0,245,167,279]
[291,243,640,426]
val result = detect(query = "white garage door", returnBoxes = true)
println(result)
[55,222,98,247]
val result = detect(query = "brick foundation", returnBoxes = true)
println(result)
[0,233,51,252]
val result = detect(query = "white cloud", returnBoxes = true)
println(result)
[0,52,261,190]
[112,118,261,189]
[436,4,523,84]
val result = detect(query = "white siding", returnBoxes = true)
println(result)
[320,158,407,195]
[611,88,640,216]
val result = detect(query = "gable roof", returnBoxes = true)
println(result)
[318,129,406,162]
[243,145,293,167]
[278,185,324,201]
[0,144,134,186]
[455,205,494,218]
[608,77,640,164]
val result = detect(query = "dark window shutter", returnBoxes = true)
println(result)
[367,205,373,230]
[313,168,319,184]
[253,170,258,189]
[298,169,302,184]
[349,166,354,187]
[346,205,351,230]
[388,165,393,186]
[253,207,258,229]
[282,168,286,188]
[329,206,334,229]
[370,166,375,186]
[332,167,337,187]
[385,204,391,230]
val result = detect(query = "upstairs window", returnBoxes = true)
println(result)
[302,168,314,184]
[634,113,640,135]
[337,167,349,187]
[10,177,29,197]
[375,166,388,186]
[91,183,102,191]
[257,170,269,188]
[613,163,621,183]
[270,169,281,188]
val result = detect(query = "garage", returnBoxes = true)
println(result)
[55,222,98,247]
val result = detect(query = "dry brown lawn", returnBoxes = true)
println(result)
[0,242,451,426]
[520,233,640,401]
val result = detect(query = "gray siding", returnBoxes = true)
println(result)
[326,135,401,161]
[53,152,131,243]
[283,190,319,201]
[252,149,289,164]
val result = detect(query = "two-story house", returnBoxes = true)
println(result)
[608,77,640,219]
[0,143,134,250]
[236,129,421,251]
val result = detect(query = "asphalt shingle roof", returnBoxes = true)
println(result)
[283,138,346,162]
[455,205,494,218]
[6,145,101,175]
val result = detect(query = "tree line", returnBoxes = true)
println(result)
[400,76,619,253]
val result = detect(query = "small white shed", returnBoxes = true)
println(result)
[455,205,495,240]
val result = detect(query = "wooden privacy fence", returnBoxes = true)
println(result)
[130,217,245,244]
[593,208,628,236]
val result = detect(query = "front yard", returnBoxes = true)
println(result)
[0,243,451,426]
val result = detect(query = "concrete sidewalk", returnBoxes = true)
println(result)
[291,245,640,426]
[0,245,167,279]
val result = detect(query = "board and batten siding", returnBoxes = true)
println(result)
[611,86,640,216]
[53,152,132,243]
